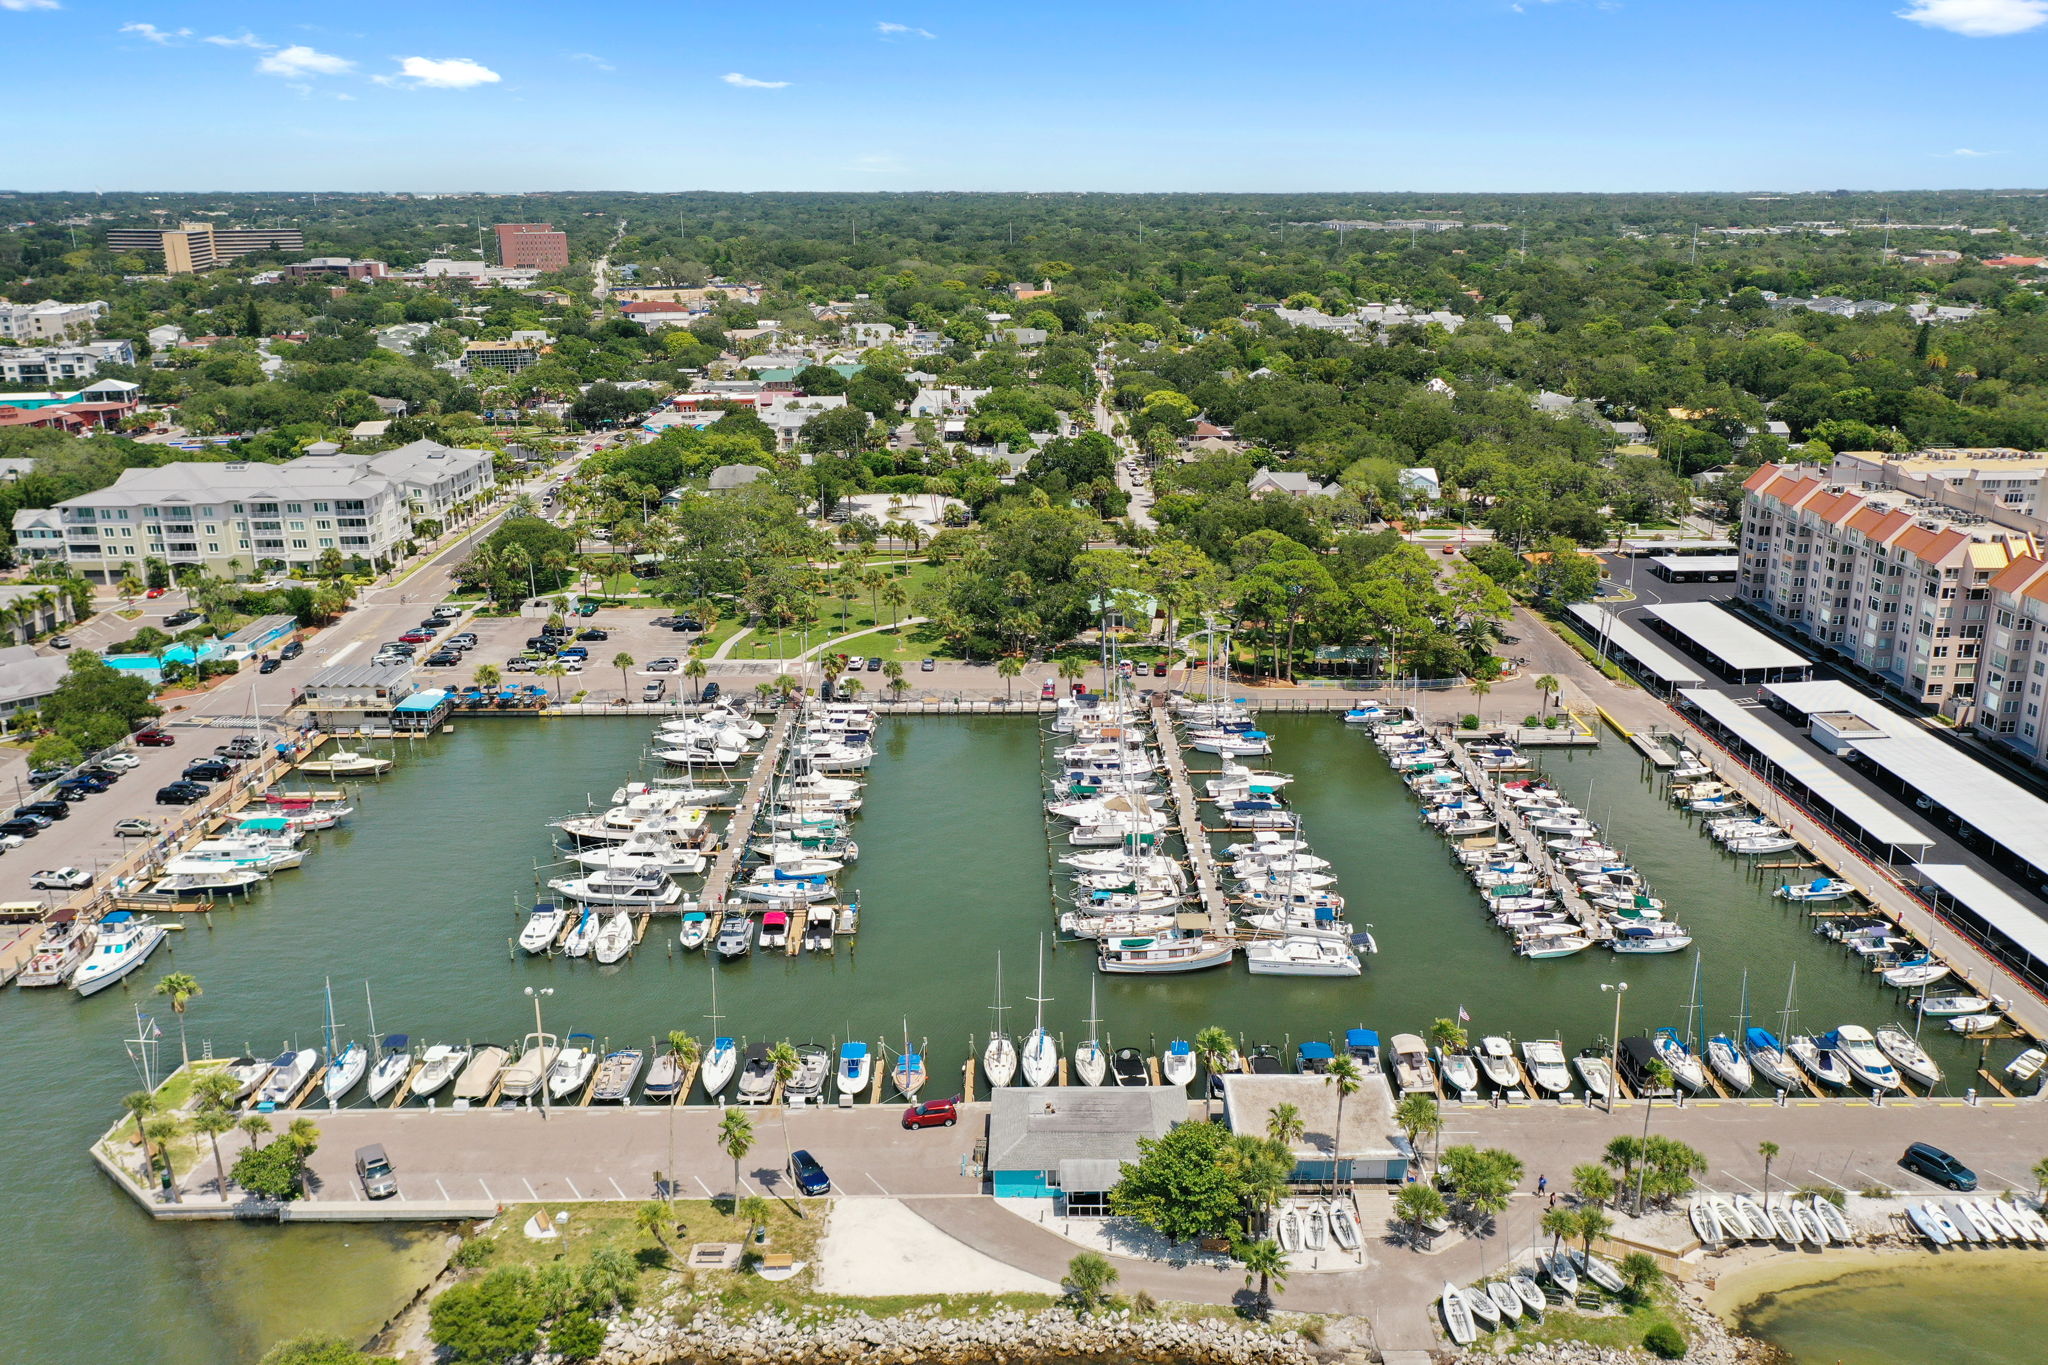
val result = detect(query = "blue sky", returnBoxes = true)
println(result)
[7,0,2048,191]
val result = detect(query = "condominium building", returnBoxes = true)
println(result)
[1739,463,2038,714]
[463,340,541,374]
[14,439,494,581]
[105,223,307,274]
[0,341,136,387]
[282,257,389,282]
[493,223,569,271]
[1830,448,2048,520]
[0,299,108,341]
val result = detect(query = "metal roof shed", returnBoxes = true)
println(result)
[1910,863,2048,995]
[1568,604,1706,693]
[1644,602,1811,682]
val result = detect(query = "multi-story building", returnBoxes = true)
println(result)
[105,223,306,274]
[1739,463,2038,715]
[14,439,495,581]
[0,341,137,387]
[493,223,569,272]
[282,257,389,282]
[1830,448,2048,520]
[0,299,108,341]
[462,340,541,374]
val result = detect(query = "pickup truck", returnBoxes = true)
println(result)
[28,867,92,890]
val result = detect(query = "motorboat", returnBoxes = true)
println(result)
[1161,1039,1196,1088]
[836,1042,870,1098]
[451,1045,509,1105]
[546,1034,599,1100]
[1705,1034,1753,1092]
[499,1034,561,1101]
[1245,936,1362,977]
[69,913,167,996]
[1652,1028,1708,1093]
[217,1056,275,1105]
[409,1043,471,1099]
[734,1044,774,1105]
[592,911,635,964]
[519,903,565,954]
[1743,1028,1799,1091]
[1786,1035,1851,1089]
[295,749,393,776]
[1389,1034,1437,1094]
[18,920,96,987]
[572,843,709,877]
[1881,960,1951,990]
[678,909,711,951]
[1825,1025,1900,1091]
[1477,1036,1520,1089]
[1061,910,1179,941]
[1345,1028,1384,1074]
[254,1048,319,1108]
[366,1035,413,1103]
[733,869,835,905]
[716,910,753,959]
[700,1036,739,1097]
[548,870,683,907]
[759,910,791,951]
[1097,929,1236,974]
[1776,877,1855,904]
[1573,1051,1614,1101]
[150,865,268,896]
[1517,932,1594,960]
[590,1049,644,1102]
[1610,925,1693,955]
[1438,1047,1481,1096]
[1111,1047,1149,1086]
[2006,1048,2046,1084]
[1949,1013,2004,1034]
[1521,1038,1571,1094]
[784,1043,829,1102]
[1918,994,2005,1018]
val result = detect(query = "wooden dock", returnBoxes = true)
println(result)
[1630,732,1678,769]
[388,1060,424,1109]
[698,709,794,909]
[1437,731,1605,940]
[1156,715,1231,936]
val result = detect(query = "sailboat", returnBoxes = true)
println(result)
[892,1021,927,1099]
[320,978,365,1103]
[1021,935,1058,1087]
[1073,979,1107,1086]
[982,951,1018,1088]
[363,983,411,1102]
[1744,965,1802,1091]
[1706,970,1755,1093]
[699,969,738,1097]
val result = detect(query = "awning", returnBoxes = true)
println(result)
[1057,1158,1124,1193]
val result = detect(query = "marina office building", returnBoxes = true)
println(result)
[11,439,495,581]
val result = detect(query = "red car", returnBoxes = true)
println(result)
[135,729,175,747]
[901,1097,959,1130]
[397,631,433,644]
[144,587,166,599]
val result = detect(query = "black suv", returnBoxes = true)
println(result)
[183,760,234,782]
[0,817,43,837]
[279,639,304,660]
[16,801,69,822]
[156,782,207,805]
[163,609,201,628]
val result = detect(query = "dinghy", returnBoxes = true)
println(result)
[1440,1284,1476,1346]
[1733,1196,1774,1242]
[1811,1197,1854,1244]
[1511,1274,1546,1319]
[1488,1281,1524,1323]
[1464,1286,1500,1329]
[1577,1251,1625,1294]
[1906,1203,1948,1246]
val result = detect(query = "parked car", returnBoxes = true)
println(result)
[642,679,668,701]
[674,618,704,631]
[16,802,67,822]
[447,633,478,647]
[259,656,281,674]
[1040,680,1057,699]
[114,818,162,838]
[647,657,679,673]
[418,619,447,631]
[425,651,461,666]
[182,760,233,781]
[700,682,721,703]
[901,1097,959,1129]
[57,777,109,798]
[397,631,433,644]
[49,634,71,649]
[865,657,883,672]
[135,729,175,747]
[156,784,206,805]
[355,1144,398,1200]
[1901,1142,1977,1191]
[506,657,536,672]
[100,753,141,771]
[576,628,608,641]
[163,609,201,628]
[920,658,935,672]
[432,605,464,620]
[27,766,68,786]
[29,867,91,891]
[541,624,572,638]
[1153,661,1169,676]
[279,639,304,661]
[0,817,43,838]
[576,602,600,617]
[788,1148,832,1196]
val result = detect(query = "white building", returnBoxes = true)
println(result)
[0,340,136,386]
[0,299,108,342]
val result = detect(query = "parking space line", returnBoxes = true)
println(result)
[522,1178,538,1200]
[436,1179,450,1201]
[1722,1174,1761,1194]
[565,1178,582,1199]
[695,1176,714,1198]
[478,1179,493,1201]
[609,1177,627,1199]
[1806,1170,1853,1192]
[867,1172,889,1195]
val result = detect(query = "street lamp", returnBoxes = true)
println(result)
[1601,981,1628,1113]
[525,986,554,1114]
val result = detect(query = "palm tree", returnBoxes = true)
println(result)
[1193,1026,1236,1117]
[717,1108,754,1201]
[1395,1183,1448,1248]
[474,662,502,693]
[1541,1204,1578,1255]
[538,659,568,703]
[1758,1140,1781,1202]
[1575,1205,1616,1263]
[1394,1093,1443,1176]
[612,651,636,701]
[862,569,887,628]
[1468,675,1493,724]
[1572,1162,1619,1208]
[685,653,709,702]
[191,1069,241,1114]
[1236,1238,1289,1317]
[1631,1058,1674,1214]
[1063,1252,1119,1314]
[123,1090,160,1190]
[1057,655,1088,692]
[145,1117,183,1200]
[1535,673,1561,711]
[1619,1251,1664,1302]
[1265,1101,1305,1149]
[635,1200,673,1257]
[2033,1156,2048,1199]
[191,1107,237,1196]
[767,1041,801,1103]
[1426,1017,1469,1055]
[237,1114,271,1153]
[154,972,203,1066]
[997,654,1024,703]
[117,572,145,605]
[881,579,909,631]
[665,1029,701,1075]
[1325,1055,1365,1192]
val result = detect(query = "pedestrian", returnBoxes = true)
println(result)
[1536,1174,1548,1195]
[1549,1192,1559,1208]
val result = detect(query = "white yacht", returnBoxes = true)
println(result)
[547,871,683,907]
[69,914,168,995]
[409,1043,472,1098]
[296,749,394,776]
[1245,937,1362,977]
[571,841,708,877]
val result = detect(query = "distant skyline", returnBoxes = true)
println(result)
[6,1,2048,192]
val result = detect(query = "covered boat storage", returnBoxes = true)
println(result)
[1675,687,1936,864]
[1565,604,1705,696]
[1910,863,2048,996]
[1647,554,1740,584]
[1642,602,1812,684]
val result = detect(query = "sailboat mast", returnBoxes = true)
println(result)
[365,980,378,1041]
[324,977,337,1062]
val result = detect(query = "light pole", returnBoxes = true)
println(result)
[1601,981,1628,1113]
[525,986,554,1115]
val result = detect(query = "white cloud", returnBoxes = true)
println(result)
[378,56,503,88]
[120,21,189,42]
[566,51,615,71]
[1941,146,2004,156]
[876,21,935,38]
[1898,0,2048,36]
[256,44,354,77]
[722,71,790,88]
[203,32,269,48]
[1,1,63,12]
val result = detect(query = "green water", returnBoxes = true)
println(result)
[1733,1254,2048,1364]
[0,713,2018,1364]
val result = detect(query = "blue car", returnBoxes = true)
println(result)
[789,1148,831,1196]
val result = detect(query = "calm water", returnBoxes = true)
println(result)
[1730,1253,2048,1364]
[0,713,2020,1364]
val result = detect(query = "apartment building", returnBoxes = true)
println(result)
[462,340,541,374]
[283,257,389,282]
[105,223,306,274]
[1739,464,2038,715]
[0,299,108,341]
[1830,448,2048,520]
[14,440,493,581]
[0,341,137,387]
[493,223,569,272]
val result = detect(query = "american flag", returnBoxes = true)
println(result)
[1457,1005,1470,1023]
